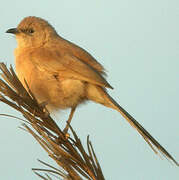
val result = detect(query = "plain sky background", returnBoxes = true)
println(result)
[0,0,178,179]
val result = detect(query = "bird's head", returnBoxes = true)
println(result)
[6,16,58,48]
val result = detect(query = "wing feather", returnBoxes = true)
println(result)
[30,48,113,89]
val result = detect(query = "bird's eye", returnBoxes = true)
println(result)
[20,28,34,34]
[28,29,34,34]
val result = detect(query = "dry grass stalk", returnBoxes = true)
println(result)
[0,62,105,180]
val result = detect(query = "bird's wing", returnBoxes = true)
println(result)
[63,39,106,75]
[31,48,113,89]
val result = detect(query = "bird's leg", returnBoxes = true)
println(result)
[39,101,48,108]
[63,106,76,134]
[38,101,50,117]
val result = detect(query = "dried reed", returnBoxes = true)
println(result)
[0,63,105,180]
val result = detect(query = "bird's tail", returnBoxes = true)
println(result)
[87,84,178,165]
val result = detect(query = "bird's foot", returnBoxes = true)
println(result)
[63,123,70,139]
[38,101,49,117]
[39,101,48,108]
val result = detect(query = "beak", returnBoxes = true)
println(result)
[6,28,19,34]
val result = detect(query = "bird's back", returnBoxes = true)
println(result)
[55,36,107,76]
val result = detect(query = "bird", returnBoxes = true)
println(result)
[6,16,178,165]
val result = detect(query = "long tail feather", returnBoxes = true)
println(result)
[99,88,178,166]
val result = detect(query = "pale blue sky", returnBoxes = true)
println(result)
[0,0,178,179]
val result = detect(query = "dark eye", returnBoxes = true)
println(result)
[20,28,34,34]
[28,29,34,34]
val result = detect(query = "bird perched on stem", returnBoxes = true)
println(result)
[6,16,178,165]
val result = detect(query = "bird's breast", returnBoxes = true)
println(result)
[15,49,87,111]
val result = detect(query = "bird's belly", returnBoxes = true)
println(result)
[46,78,87,110]
[16,65,86,110]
